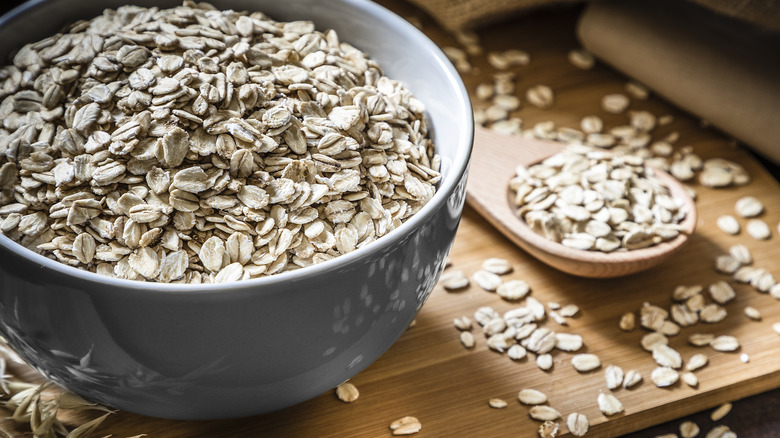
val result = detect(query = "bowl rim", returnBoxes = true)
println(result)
[0,0,475,294]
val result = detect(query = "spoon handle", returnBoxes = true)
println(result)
[465,125,565,250]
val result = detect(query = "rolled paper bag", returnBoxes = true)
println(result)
[578,0,780,164]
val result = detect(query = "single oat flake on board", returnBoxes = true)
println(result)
[651,366,679,387]
[571,354,601,372]
[746,219,771,240]
[441,270,470,290]
[390,416,422,436]
[335,382,359,403]
[488,398,508,409]
[567,412,589,437]
[604,365,624,390]
[473,270,502,292]
[536,353,554,371]
[518,388,548,405]
[623,369,643,389]
[601,93,630,113]
[481,257,513,275]
[716,215,741,235]
[529,405,562,421]
[710,335,740,352]
[538,421,560,438]
[597,393,624,416]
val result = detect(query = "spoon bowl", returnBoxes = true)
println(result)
[466,126,697,278]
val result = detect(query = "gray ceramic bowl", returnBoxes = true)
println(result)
[0,0,473,420]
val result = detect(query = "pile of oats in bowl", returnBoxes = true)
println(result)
[0,2,440,283]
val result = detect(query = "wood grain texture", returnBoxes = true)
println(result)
[467,126,697,278]
[3,1,780,437]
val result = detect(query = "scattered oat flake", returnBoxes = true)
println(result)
[729,244,752,265]
[735,196,764,218]
[460,331,476,349]
[619,312,636,331]
[653,344,682,368]
[744,306,761,321]
[390,416,422,435]
[567,412,589,436]
[700,304,728,323]
[681,371,699,388]
[746,218,771,240]
[508,344,527,360]
[708,281,736,304]
[710,402,732,421]
[597,393,624,416]
[773,322,780,335]
[537,353,554,371]
[641,332,669,352]
[482,257,513,275]
[489,398,508,409]
[716,215,740,235]
[672,304,704,328]
[660,320,682,336]
[604,365,624,390]
[601,93,630,113]
[689,333,715,347]
[740,353,750,363]
[625,81,650,100]
[568,49,595,69]
[554,333,583,352]
[714,254,741,275]
[526,85,555,109]
[473,270,502,292]
[623,369,643,389]
[487,333,509,352]
[549,310,568,326]
[706,425,734,438]
[559,304,579,317]
[710,335,739,352]
[581,115,604,133]
[679,420,700,438]
[530,405,562,421]
[336,382,359,402]
[453,316,472,331]
[686,353,709,372]
[497,279,531,301]
[651,366,679,387]
[571,354,601,372]
[538,420,560,438]
[518,389,548,405]
[440,270,470,290]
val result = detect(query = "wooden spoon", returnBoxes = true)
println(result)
[465,125,698,278]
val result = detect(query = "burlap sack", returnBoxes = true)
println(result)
[407,0,780,32]
[579,0,780,164]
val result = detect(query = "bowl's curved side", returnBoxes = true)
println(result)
[0,0,473,419]
[0,171,466,418]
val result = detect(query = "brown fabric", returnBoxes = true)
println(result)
[688,0,780,32]
[407,0,780,31]
[578,0,780,164]
[404,0,585,31]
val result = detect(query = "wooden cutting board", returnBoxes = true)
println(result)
[3,1,780,437]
